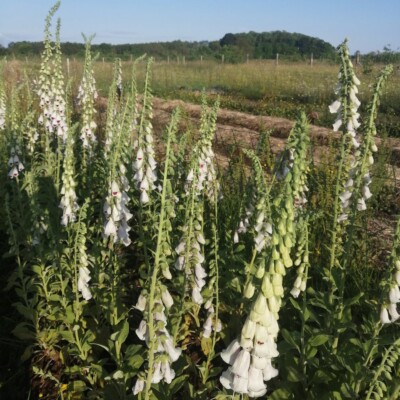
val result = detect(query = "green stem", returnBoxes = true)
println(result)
[143,115,174,400]
[203,196,220,384]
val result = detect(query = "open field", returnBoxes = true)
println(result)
[6,57,400,136]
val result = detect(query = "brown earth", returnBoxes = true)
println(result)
[151,97,400,178]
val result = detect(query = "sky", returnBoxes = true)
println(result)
[0,0,399,54]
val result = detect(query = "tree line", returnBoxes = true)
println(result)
[1,31,399,63]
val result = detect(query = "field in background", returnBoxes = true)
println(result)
[5,57,400,136]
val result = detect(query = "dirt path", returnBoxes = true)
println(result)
[152,97,400,177]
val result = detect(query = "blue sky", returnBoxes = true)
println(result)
[0,0,399,53]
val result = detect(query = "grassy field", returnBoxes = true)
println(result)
[6,57,400,136]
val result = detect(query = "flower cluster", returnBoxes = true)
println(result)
[134,288,181,393]
[175,208,206,304]
[380,265,400,324]
[380,218,400,324]
[8,145,25,179]
[77,223,92,301]
[133,134,157,204]
[329,40,361,150]
[202,299,222,338]
[37,20,68,143]
[78,37,98,149]
[291,217,310,298]
[220,293,279,397]
[103,175,132,246]
[0,89,5,130]
[235,150,272,253]
[59,135,79,226]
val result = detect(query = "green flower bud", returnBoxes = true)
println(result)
[241,317,257,340]
[261,275,274,299]
[274,260,286,275]
[253,293,268,314]
[244,281,255,299]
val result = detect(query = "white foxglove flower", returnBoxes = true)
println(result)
[133,378,145,395]
[388,303,400,322]
[161,360,176,384]
[136,320,148,340]
[380,307,391,324]
[221,339,241,365]
[78,266,92,301]
[161,288,174,309]
[329,100,341,113]
[192,286,203,304]
[248,367,267,396]
[263,358,279,380]
[104,218,117,236]
[231,349,251,378]
[333,119,342,132]
[140,190,149,204]
[163,337,182,362]
[135,293,147,311]
[151,361,163,384]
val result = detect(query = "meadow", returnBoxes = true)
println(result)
[1,3,400,400]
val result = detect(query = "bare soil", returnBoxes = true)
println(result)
[151,96,400,175]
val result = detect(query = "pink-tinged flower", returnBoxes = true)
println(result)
[220,369,233,390]
[248,366,267,395]
[263,358,279,381]
[151,361,163,384]
[232,374,249,393]
[104,218,117,236]
[111,181,120,196]
[221,339,241,365]
[251,354,268,370]
[195,264,207,279]
[252,336,279,358]
[192,286,203,304]
[8,166,19,179]
[163,337,182,362]
[231,349,251,378]
[175,256,185,270]
[161,360,176,384]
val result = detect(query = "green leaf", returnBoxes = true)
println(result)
[286,365,303,382]
[281,329,300,352]
[12,322,36,341]
[289,297,302,312]
[169,374,187,394]
[68,380,87,393]
[308,334,330,347]
[269,388,292,400]
[116,320,129,346]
